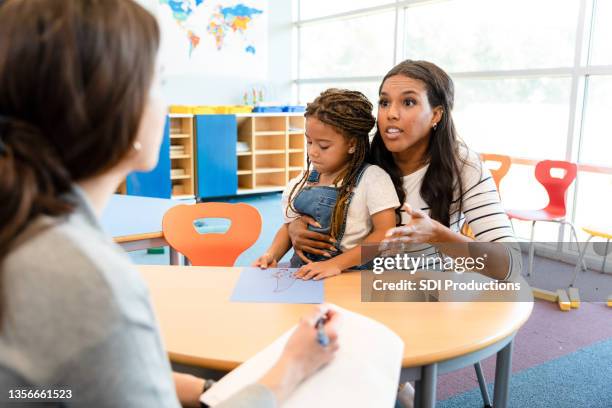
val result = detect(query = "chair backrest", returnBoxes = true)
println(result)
[480,153,512,190]
[534,160,577,217]
[162,202,262,266]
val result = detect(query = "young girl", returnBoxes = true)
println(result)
[253,89,400,280]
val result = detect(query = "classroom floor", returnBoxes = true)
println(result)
[128,193,612,408]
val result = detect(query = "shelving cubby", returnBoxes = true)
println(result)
[169,114,195,199]
[235,113,306,195]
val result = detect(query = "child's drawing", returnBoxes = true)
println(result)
[271,268,298,293]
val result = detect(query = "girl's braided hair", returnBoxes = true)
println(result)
[287,88,375,239]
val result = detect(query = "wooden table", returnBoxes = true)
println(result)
[139,265,533,408]
[101,194,189,264]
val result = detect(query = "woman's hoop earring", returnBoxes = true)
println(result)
[432,123,438,131]
[132,141,142,151]
[348,147,355,154]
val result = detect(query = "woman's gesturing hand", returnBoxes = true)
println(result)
[383,204,442,244]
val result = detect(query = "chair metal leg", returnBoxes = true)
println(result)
[474,362,492,408]
[420,364,437,408]
[563,220,588,271]
[170,247,180,265]
[602,239,610,273]
[414,379,422,408]
[570,235,593,287]
[527,221,536,277]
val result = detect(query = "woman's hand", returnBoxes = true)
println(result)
[287,216,337,263]
[173,372,205,408]
[282,306,340,376]
[384,204,443,244]
[252,252,277,269]
[259,306,339,404]
[294,260,342,281]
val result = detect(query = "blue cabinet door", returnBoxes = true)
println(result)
[126,119,172,198]
[195,115,237,198]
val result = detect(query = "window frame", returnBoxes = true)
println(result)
[293,0,612,244]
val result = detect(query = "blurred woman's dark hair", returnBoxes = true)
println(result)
[0,0,160,321]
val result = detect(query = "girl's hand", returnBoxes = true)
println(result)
[295,259,342,281]
[384,204,442,244]
[252,252,277,269]
[288,216,337,263]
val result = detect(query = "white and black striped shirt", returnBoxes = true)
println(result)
[399,148,520,281]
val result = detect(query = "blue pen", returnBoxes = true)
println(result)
[315,316,329,347]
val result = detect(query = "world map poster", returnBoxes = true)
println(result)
[155,0,268,78]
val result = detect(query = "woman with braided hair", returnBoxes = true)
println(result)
[254,88,400,280]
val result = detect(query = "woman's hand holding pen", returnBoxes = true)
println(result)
[259,306,339,404]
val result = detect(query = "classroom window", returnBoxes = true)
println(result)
[573,172,612,240]
[579,76,612,167]
[299,11,395,79]
[401,0,579,72]
[589,0,612,66]
[293,0,612,242]
[298,0,393,20]
[571,75,612,239]
[297,81,379,106]
[453,77,572,160]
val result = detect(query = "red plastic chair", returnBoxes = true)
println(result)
[507,160,581,276]
[162,202,262,266]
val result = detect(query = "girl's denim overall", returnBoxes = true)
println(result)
[289,164,371,269]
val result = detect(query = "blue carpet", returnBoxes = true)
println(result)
[438,338,612,408]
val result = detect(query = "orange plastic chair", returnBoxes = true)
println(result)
[462,153,512,238]
[162,202,262,266]
[480,153,512,190]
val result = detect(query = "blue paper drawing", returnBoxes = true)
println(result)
[271,268,298,292]
[230,267,324,304]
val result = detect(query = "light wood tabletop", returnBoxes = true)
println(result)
[138,265,533,372]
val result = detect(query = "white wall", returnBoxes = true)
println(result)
[143,0,294,106]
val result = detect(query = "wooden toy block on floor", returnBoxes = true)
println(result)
[556,289,571,311]
[568,288,580,309]
[608,295,612,308]
[532,288,558,302]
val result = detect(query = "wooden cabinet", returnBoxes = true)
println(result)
[169,114,195,199]
[236,113,306,194]
[123,112,306,199]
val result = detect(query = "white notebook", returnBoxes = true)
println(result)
[201,305,404,408]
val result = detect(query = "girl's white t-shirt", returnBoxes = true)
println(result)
[282,165,400,252]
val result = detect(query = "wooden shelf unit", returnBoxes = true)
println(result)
[236,113,306,193]
[169,114,195,198]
